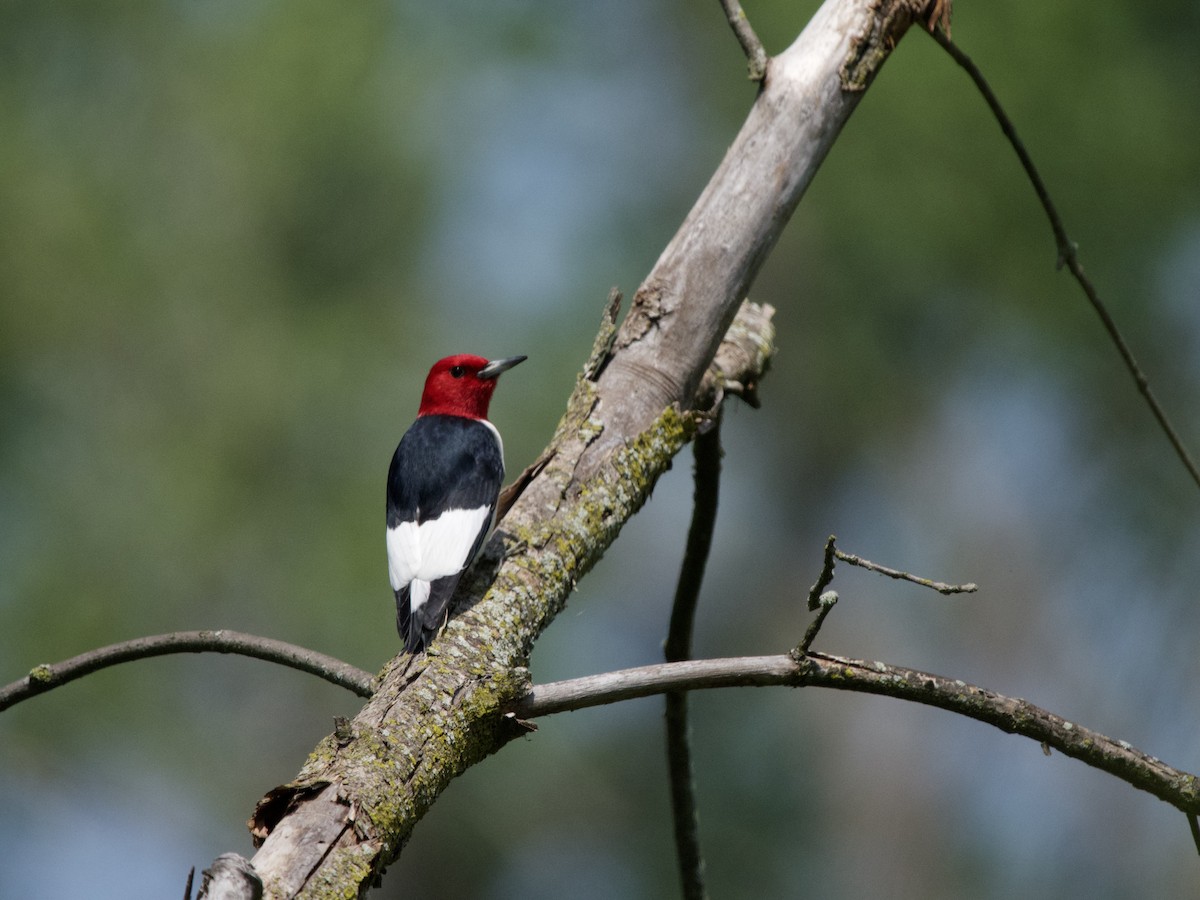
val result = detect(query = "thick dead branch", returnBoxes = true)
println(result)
[213,0,930,895]
[238,301,774,898]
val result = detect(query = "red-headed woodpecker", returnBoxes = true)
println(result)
[386,354,526,653]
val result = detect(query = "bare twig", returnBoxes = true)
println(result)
[508,652,1200,818]
[1189,814,1200,858]
[717,0,768,82]
[664,416,724,900]
[801,535,971,649]
[806,534,840,611]
[800,590,839,653]
[0,631,376,712]
[806,534,975,615]
[930,27,1200,493]
[834,547,977,594]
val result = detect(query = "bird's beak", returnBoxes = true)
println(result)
[478,355,527,380]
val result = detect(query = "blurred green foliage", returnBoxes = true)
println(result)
[2,2,1199,898]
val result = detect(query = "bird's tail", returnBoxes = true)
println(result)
[396,575,459,654]
[395,584,421,654]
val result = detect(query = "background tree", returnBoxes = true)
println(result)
[2,1,1199,898]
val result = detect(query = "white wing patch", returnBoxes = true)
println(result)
[386,506,493,612]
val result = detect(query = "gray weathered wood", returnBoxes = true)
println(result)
[229,1,929,895]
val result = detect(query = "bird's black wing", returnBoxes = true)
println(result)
[387,415,505,651]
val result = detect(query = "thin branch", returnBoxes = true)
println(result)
[514,656,796,717]
[665,416,723,663]
[664,415,724,900]
[717,0,768,82]
[508,652,1200,818]
[806,534,840,611]
[930,27,1200,493]
[800,590,839,653]
[834,547,977,594]
[806,534,975,611]
[0,631,376,712]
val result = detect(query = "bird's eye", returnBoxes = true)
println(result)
[449,366,465,378]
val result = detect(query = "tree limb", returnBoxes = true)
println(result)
[0,631,376,713]
[237,298,775,898]
[509,652,1200,818]
[210,1,932,895]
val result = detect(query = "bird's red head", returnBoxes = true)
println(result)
[417,354,526,420]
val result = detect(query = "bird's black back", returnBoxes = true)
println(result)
[387,414,505,651]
